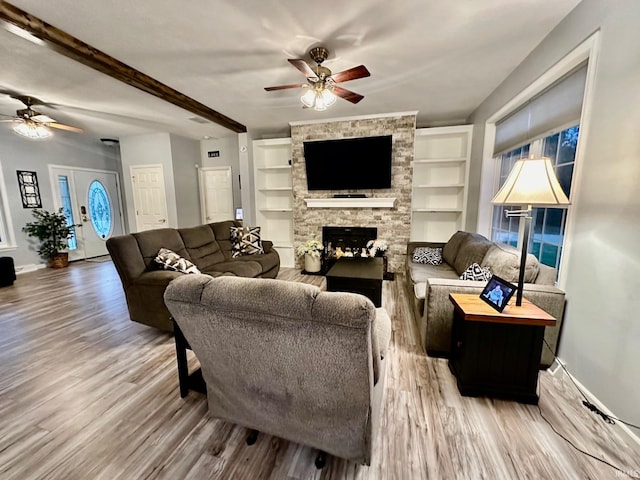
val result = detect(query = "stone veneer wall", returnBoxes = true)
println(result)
[291,113,416,272]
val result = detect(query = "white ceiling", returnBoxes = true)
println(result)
[0,0,581,141]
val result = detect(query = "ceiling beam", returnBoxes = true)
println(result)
[0,1,247,133]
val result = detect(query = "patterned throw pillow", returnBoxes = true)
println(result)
[413,247,443,265]
[459,262,492,281]
[230,226,264,258]
[154,248,201,274]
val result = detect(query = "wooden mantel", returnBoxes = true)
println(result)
[304,198,397,208]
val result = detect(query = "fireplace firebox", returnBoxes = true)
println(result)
[322,226,377,254]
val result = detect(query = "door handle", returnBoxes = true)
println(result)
[159,218,166,223]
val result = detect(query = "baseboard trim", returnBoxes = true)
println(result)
[15,263,45,274]
[552,357,640,448]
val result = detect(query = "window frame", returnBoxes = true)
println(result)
[476,32,600,288]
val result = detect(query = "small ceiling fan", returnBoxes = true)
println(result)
[0,95,83,138]
[264,47,370,110]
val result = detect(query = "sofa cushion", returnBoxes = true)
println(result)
[134,228,189,269]
[442,231,468,266]
[409,262,458,284]
[413,246,443,265]
[179,224,227,270]
[452,233,494,275]
[230,226,264,257]
[203,260,263,277]
[535,264,557,285]
[210,220,241,259]
[481,243,539,283]
[155,247,201,274]
[459,262,492,281]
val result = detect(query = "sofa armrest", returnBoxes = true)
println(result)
[106,235,146,289]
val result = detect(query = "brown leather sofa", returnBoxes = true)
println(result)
[106,220,279,331]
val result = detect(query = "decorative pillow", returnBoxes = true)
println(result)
[230,226,264,258]
[459,262,492,281]
[413,247,443,265]
[154,248,201,274]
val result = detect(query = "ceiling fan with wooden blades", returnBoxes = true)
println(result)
[264,47,370,110]
[0,95,83,138]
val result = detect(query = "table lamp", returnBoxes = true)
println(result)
[491,156,570,306]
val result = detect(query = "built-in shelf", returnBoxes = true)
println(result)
[413,184,465,189]
[257,165,292,171]
[305,197,396,208]
[414,158,467,164]
[411,126,472,242]
[412,208,463,213]
[253,137,294,268]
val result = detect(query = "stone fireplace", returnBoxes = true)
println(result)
[290,112,416,272]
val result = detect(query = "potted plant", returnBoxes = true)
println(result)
[296,238,323,273]
[23,208,76,268]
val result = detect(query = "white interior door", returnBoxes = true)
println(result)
[50,166,124,260]
[199,166,234,223]
[130,165,168,231]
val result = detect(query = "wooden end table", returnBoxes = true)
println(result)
[448,293,556,404]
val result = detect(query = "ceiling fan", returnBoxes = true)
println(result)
[0,95,83,138]
[264,47,370,110]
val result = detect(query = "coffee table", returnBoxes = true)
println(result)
[325,257,383,307]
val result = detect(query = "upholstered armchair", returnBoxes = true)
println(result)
[164,274,391,466]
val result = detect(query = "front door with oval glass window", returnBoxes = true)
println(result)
[52,167,124,260]
[70,170,123,258]
[75,170,123,258]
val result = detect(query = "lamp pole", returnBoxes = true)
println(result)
[515,205,532,306]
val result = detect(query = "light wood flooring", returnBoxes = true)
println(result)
[1,260,639,479]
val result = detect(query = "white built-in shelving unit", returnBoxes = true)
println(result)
[252,138,295,267]
[411,125,473,241]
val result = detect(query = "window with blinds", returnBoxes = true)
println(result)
[490,63,587,272]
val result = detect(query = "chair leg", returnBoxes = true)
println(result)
[246,429,259,445]
[173,319,190,398]
[314,451,327,469]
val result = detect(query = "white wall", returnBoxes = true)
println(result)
[468,0,639,437]
[0,128,118,268]
[119,132,177,230]
[119,132,203,231]
[170,133,201,228]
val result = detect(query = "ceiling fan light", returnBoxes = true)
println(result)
[314,92,328,111]
[301,88,316,108]
[13,121,53,140]
[321,88,337,107]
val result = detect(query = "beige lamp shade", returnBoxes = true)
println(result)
[491,157,570,206]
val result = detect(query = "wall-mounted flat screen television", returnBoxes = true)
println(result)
[303,135,393,190]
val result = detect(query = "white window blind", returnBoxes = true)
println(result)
[494,64,587,155]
